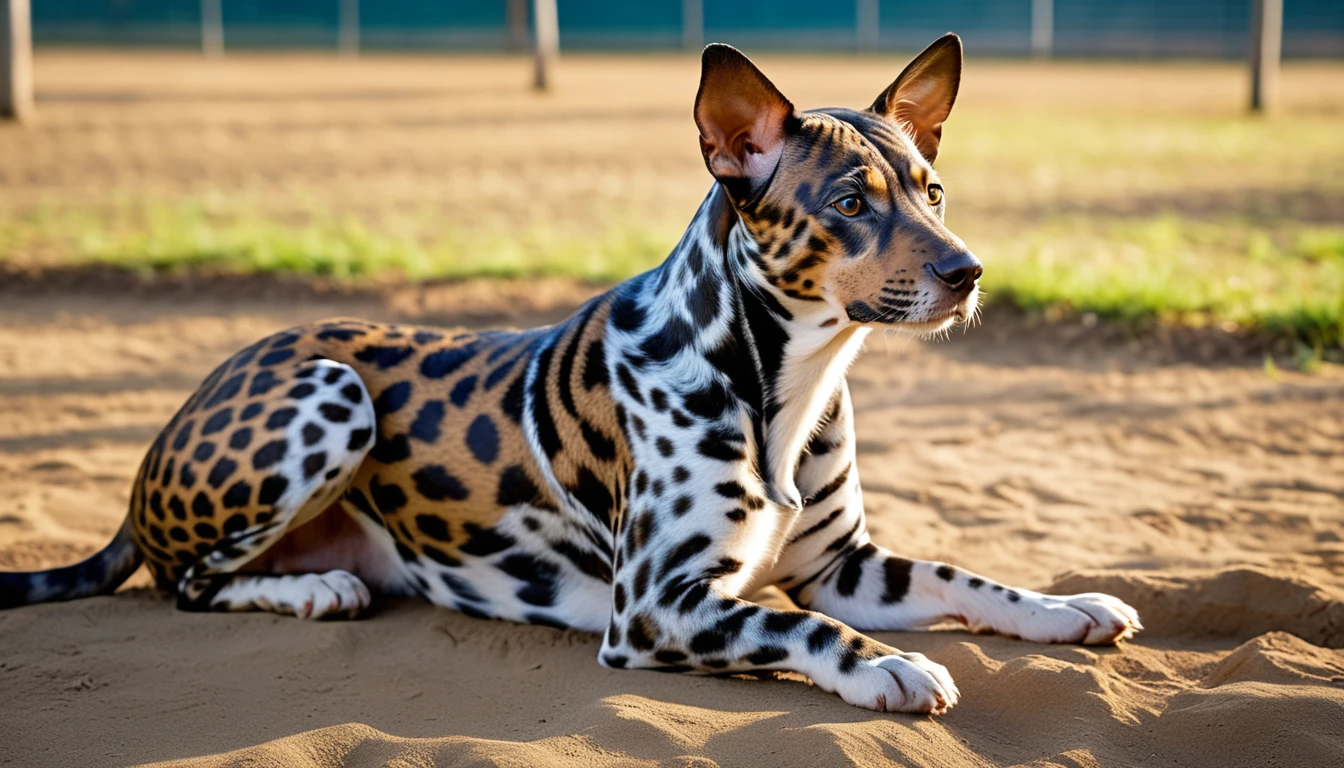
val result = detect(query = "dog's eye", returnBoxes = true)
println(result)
[832,196,863,217]
[927,184,944,206]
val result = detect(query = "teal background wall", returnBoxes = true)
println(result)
[29,0,1344,57]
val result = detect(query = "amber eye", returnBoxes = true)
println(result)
[927,184,944,206]
[833,196,863,216]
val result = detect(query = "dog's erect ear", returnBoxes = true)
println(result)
[695,44,797,203]
[869,33,962,163]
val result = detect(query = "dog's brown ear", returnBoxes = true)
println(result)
[695,44,797,203]
[869,33,962,163]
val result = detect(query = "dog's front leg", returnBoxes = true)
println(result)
[598,430,957,713]
[796,545,1142,645]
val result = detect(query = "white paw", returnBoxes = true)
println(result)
[836,653,960,714]
[289,570,371,619]
[1012,592,1142,645]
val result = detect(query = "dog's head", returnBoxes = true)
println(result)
[696,35,980,335]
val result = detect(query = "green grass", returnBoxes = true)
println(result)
[3,201,1340,351]
[0,201,681,284]
[974,215,1344,350]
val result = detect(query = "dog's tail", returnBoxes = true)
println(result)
[0,516,143,610]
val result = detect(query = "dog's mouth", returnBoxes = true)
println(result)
[845,286,980,334]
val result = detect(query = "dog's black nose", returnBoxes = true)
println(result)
[927,252,983,292]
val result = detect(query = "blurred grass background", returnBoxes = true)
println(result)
[1,53,1340,351]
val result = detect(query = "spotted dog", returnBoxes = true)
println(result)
[1,36,1140,714]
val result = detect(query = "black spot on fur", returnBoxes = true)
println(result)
[935,564,955,581]
[460,523,516,557]
[412,465,470,502]
[615,364,644,405]
[501,374,525,424]
[660,534,710,578]
[421,345,477,379]
[416,514,451,542]
[193,442,216,463]
[745,646,788,665]
[228,427,253,451]
[266,408,298,430]
[222,481,251,509]
[370,476,408,515]
[204,373,245,409]
[258,349,296,367]
[655,437,675,457]
[763,611,809,634]
[496,465,544,508]
[206,457,236,488]
[302,452,326,480]
[252,439,287,471]
[287,382,317,400]
[408,401,444,443]
[449,375,477,408]
[318,403,352,423]
[465,414,499,464]
[807,623,840,654]
[698,427,745,462]
[347,427,372,451]
[374,382,412,416]
[582,340,608,390]
[837,543,876,597]
[355,345,414,369]
[499,554,559,607]
[301,422,325,447]
[682,381,729,419]
[257,475,288,506]
[191,492,214,519]
[172,421,194,451]
[201,408,232,437]
[239,403,263,422]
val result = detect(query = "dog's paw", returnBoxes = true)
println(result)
[835,653,960,714]
[1008,592,1142,645]
[285,570,371,620]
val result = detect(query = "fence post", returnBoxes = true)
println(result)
[201,0,224,57]
[856,0,879,52]
[338,0,359,56]
[683,0,703,51]
[507,0,529,50]
[0,0,33,122]
[1249,0,1282,113]
[1031,0,1053,57]
[533,0,558,91]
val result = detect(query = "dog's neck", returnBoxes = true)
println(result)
[634,184,870,511]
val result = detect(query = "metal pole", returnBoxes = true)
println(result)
[683,0,703,51]
[507,0,529,51]
[1031,0,1053,58]
[856,0,879,52]
[0,0,33,122]
[1249,0,1282,113]
[338,0,359,57]
[532,0,558,91]
[201,0,224,57]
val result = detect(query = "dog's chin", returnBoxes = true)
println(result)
[887,314,960,338]
[885,293,978,338]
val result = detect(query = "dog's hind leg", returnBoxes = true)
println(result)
[159,358,379,618]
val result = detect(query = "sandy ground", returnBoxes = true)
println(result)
[0,284,1341,767]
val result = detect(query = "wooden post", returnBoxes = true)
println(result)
[338,0,359,57]
[1249,0,1282,113]
[0,0,33,122]
[683,0,703,51]
[507,0,529,51]
[201,0,224,57]
[1031,0,1053,58]
[856,0,879,52]
[532,0,558,91]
